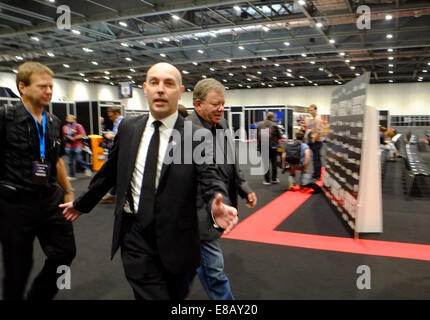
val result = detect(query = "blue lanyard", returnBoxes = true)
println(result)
[25,108,47,160]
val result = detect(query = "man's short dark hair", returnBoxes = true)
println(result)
[107,107,121,114]
[296,131,305,141]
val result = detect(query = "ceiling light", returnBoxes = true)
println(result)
[386,14,393,20]
[329,39,335,44]
[72,29,81,35]
[339,52,345,56]
[182,70,189,74]
[268,85,273,88]
[389,80,394,83]
[110,82,115,86]
[16,56,23,60]
[91,61,98,65]
[222,79,227,83]
[247,78,252,81]
[121,42,129,47]
[202,75,207,78]
[290,84,295,86]
[130,68,135,72]
[274,64,280,67]
[127,76,132,79]
[350,66,356,70]
[388,71,394,74]
[163,37,170,42]
[83,47,94,53]
[104,71,110,75]
[238,84,243,87]
[226,59,231,63]
[187,89,191,92]
[229,73,234,76]
[172,15,180,20]
[318,67,324,71]
[298,0,306,5]
[119,22,128,27]
[388,56,394,60]
[262,57,267,60]
[345,59,350,63]
[386,34,393,39]
[47,52,55,57]
[263,26,270,32]
[210,68,215,71]
[316,22,323,28]
[310,61,315,64]
[286,73,293,77]
[12,69,18,73]
[257,71,262,75]
[284,42,290,46]
[234,6,241,11]
[198,49,204,54]
[104,76,110,80]
[308,80,313,83]
[31,36,39,42]
[287,69,292,73]
[314,83,318,86]
[225,87,229,90]
[192,62,198,65]
[160,53,166,57]
[301,53,307,57]
[79,73,85,76]
[418,79,423,82]
[241,65,247,69]
[125,57,132,61]
[299,76,304,79]
[238,46,245,50]
[48,0,55,3]
[83,79,89,82]
[427,62,430,66]
[423,70,428,73]
[388,64,394,67]
[355,73,360,76]
[272,77,277,80]
[387,48,393,52]
[247,85,251,89]
[284,81,289,84]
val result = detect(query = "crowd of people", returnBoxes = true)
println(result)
[0,60,329,301]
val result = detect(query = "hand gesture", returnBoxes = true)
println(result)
[59,202,82,222]
[211,193,238,234]
[246,192,257,209]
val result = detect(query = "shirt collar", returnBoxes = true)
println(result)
[195,111,219,131]
[148,110,178,130]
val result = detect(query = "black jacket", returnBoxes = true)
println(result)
[0,102,63,191]
[187,112,253,241]
[74,113,228,274]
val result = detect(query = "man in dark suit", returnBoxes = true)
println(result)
[60,63,238,300]
[186,78,257,299]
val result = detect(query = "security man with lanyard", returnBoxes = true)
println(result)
[0,61,76,300]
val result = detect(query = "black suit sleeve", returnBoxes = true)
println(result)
[73,127,120,213]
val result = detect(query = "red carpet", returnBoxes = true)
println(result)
[224,173,430,261]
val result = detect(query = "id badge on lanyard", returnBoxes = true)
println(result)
[25,109,51,185]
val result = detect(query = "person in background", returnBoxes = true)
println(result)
[63,114,92,180]
[282,130,311,191]
[306,104,323,181]
[186,78,257,300]
[102,107,124,203]
[178,104,189,118]
[257,112,282,185]
[0,61,76,300]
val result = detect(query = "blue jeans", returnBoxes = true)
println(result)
[309,141,322,179]
[65,148,90,177]
[196,239,234,300]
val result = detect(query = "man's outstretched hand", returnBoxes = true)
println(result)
[211,193,238,234]
[59,202,82,222]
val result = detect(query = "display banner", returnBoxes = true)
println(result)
[118,82,133,99]
[323,73,382,235]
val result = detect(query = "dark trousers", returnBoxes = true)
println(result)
[264,148,278,182]
[0,186,76,300]
[310,141,323,179]
[120,214,192,300]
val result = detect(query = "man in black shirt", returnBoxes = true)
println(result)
[0,61,76,300]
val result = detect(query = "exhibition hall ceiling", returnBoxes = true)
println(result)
[0,0,429,90]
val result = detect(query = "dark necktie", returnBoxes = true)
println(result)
[137,120,162,227]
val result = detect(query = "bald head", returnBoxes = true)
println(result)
[143,62,185,120]
[146,63,182,86]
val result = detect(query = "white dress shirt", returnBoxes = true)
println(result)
[125,111,178,213]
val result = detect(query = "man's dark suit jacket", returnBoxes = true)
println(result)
[73,113,227,274]
[187,112,252,241]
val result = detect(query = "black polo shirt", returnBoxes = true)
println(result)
[0,102,65,191]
